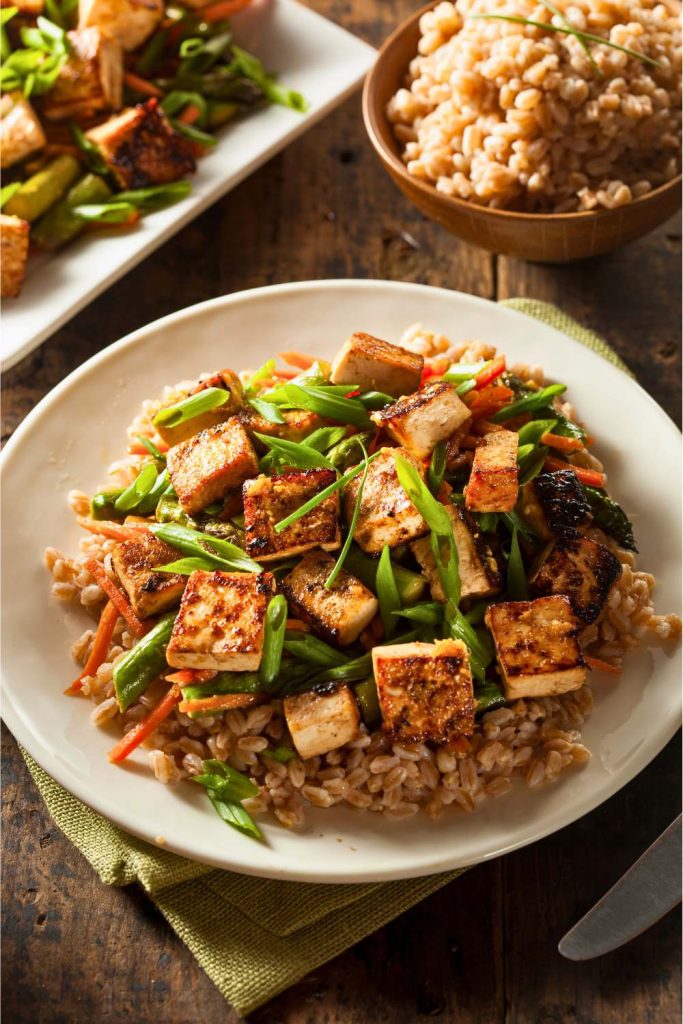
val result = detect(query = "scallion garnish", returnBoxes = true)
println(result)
[376,544,401,638]
[324,439,371,589]
[254,432,335,471]
[507,527,530,600]
[492,383,566,423]
[248,397,285,424]
[283,634,349,668]
[273,451,381,534]
[193,759,262,840]
[114,463,158,512]
[150,522,262,573]
[153,386,229,428]
[428,441,447,496]
[259,594,288,691]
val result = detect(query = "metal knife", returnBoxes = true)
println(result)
[559,814,682,960]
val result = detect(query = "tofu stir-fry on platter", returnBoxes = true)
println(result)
[46,325,681,837]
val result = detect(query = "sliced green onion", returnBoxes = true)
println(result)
[70,122,110,176]
[116,181,192,210]
[263,746,296,763]
[326,432,373,470]
[182,673,261,701]
[476,512,499,533]
[135,434,166,461]
[517,443,536,463]
[507,527,530,600]
[354,677,381,725]
[456,379,478,396]
[357,391,394,410]
[518,446,549,485]
[283,634,348,668]
[475,680,506,715]
[171,118,218,147]
[136,467,171,516]
[73,201,137,223]
[245,358,276,395]
[343,546,426,607]
[492,383,567,423]
[232,45,308,111]
[153,386,229,428]
[150,522,262,573]
[393,602,444,625]
[162,88,208,126]
[253,432,334,470]
[248,397,285,424]
[443,360,490,382]
[193,760,262,839]
[0,182,21,210]
[114,463,158,512]
[517,418,558,446]
[268,383,372,429]
[324,440,370,589]
[259,594,288,691]
[428,441,446,496]
[274,452,381,534]
[376,544,401,638]
[301,426,347,452]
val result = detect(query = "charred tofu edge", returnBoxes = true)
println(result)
[529,535,622,623]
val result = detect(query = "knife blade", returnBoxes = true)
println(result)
[559,814,682,961]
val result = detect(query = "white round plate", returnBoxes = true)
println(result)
[2,280,680,883]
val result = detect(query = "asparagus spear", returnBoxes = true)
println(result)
[4,154,80,222]
[32,173,112,250]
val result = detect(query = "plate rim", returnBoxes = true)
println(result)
[2,278,681,883]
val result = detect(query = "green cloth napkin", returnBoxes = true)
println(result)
[18,300,631,1018]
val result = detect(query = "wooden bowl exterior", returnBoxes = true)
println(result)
[362,2,682,264]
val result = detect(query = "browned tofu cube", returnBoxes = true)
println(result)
[372,639,475,743]
[238,406,323,448]
[283,684,361,760]
[78,0,163,50]
[371,381,471,459]
[485,596,586,699]
[529,535,622,624]
[0,214,29,298]
[166,569,274,671]
[465,429,519,513]
[42,28,122,122]
[86,99,195,189]
[411,505,501,603]
[330,332,424,397]
[111,532,186,618]
[280,550,378,647]
[1,92,46,169]
[342,447,429,554]
[167,417,259,515]
[243,469,340,562]
[520,470,593,540]
[154,370,244,447]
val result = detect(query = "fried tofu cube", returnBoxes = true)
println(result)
[371,381,471,459]
[111,532,186,618]
[465,429,519,513]
[154,370,244,447]
[520,470,593,540]
[280,550,378,647]
[0,214,29,298]
[0,92,46,169]
[284,683,361,760]
[330,331,424,398]
[42,28,122,122]
[86,99,195,189]
[238,406,323,448]
[78,0,163,51]
[530,535,622,624]
[485,596,586,699]
[167,417,259,515]
[342,447,429,554]
[411,506,502,603]
[372,639,475,743]
[243,469,340,563]
[166,569,274,671]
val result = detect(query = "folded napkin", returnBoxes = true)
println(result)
[18,300,631,1017]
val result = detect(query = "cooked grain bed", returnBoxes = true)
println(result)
[387,0,681,212]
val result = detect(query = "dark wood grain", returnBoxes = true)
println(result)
[2,2,681,1022]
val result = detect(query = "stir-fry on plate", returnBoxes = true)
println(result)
[2,281,680,881]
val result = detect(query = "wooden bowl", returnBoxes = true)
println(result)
[362,2,682,264]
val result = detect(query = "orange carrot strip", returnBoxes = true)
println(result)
[77,517,149,542]
[108,685,182,763]
[584,654,621,675]
[199,0,252,22]
[420,357,450,385]
[278,351,316,370]
[166,669,217,685]
[85,558,149,639]
[474,355,506,390]
[544,456,605,489]
[178,103,202,125]
[286,619,310,633]
[123,72,163,98]
[65,601,120,695]
[540,431,584,453]
[178,693,264,714]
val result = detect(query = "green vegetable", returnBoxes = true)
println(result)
[0,182,21,210]
[259,595,288,691]
[150,522,261,573]
[162,88,208,127]
[136,468,172,517]
[207,99,239,128]
[516,418,558,446]
[232,45,308,111]
[456,379,477,397]
[518,446,549,485]
[4,154,80,222]
[135,434,166,461]
[248,397,285,424]
[263,746,296,763]
[135,26,168,75]
[1,7,16,62]
[91,489,124,520]
[171,118,218,147]
[193,759,262,840]
[73,201,136,224]
[70,123,110,176]
[153,386,229,428]
[535,408,586,441]
[474,680,506,715]
[583,486,637,552]
[443,360,490,382]
[476,512,499,533]
[114,463,158,512]
[113,612,176,711]
[499,510,537,543]
[116,181,192,210]
[182,672,261,702]
[254,432,334,471]
[312,651,373,685]
[344,546,426,607]
[357,391,394,410]
[32,173,113,250]
[428,442,446,496]
[324,439,370,589]
[244,358,276,395]
[354,677,381,726]
[1,14,70,95]
[507,527,529,600]
[274,452,381,534]
[376,544,400,638]
[393,602,444,625]
[155,494,193,527]
[301,426,347,452]
[516,444,536,463]
[266,383,372,430]
[283,634,348,668]
[492,383,567,423]
[326,432,373,470]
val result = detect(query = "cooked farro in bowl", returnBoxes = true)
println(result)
[386,0,681,213]
[45,322,681,840]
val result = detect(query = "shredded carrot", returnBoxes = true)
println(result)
[270,368,299,380]
[85,558,149,639]
[178,693,263,714]
[65,601,120,695]
[420,357,450,385]
[473,355,506,390]
[199,0,252,22]
[77,517,149,542]
[123,71,163,98]
[286,619,310,633]
[108,685,182,763]
[540,431,584,453]
[165,669,218,686]
[584,654,621,675]
[544,456,605,489]
[127,435,169,456]
[278,351,316,371]
[177,103,202,125]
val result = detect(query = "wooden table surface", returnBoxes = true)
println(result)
[2,3,681,1021]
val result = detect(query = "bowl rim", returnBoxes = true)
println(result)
[362,0,683,224]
